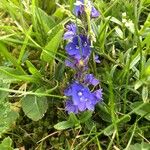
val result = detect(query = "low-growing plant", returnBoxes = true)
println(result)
[0,0,150,149]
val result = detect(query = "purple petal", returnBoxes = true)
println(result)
[93,89,103,102]
[65,35,91,60]
[65,42,77,55]
[74,0,84,16]
[92,78,99,86]
[86,101,95,110]
[65,100,78,114]
[78,102,86,111]
[66,23,77,33]
[64,86,72,96]
[80,35,90,46]
[94,55,101,63]
[71,82,84,105]
[72,53,82,60]
[64,23,77,40]
[64,31,75,40]
[84,74,99,86]
[91,7,100,18]
[82,47,91,58]
[65,59,76,68]
[72,36,79,44]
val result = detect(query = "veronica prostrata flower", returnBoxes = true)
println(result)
[91,5,100,18]
[65,82,102,114]
[65,35,91,60]
[74,0,100,18]
[84,74,99,86]
[74,0,84,16]
[64,23,77,40]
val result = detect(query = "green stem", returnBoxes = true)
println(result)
[0,87,66,99]
[134,0,143,79]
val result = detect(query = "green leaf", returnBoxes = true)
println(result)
[32,6,56,33]
[18,26,33,64]
[144,58,150,76]
[129,53,140,69]
[131,102,150,121]
[54,121,74,130]
[142,86,149,103]
[54,113,80,130]
[125,20,135,34]
[0,137,13,150]
[97,104,112,123]
[143,0,150,5]
[21,92,48,121]
[134,80,144,90]
[40,24,64,63]
[68,113,80,125]
[0,66,35,83]
[26,60,42,79]
[0,80,10,101]
[98,18,110,52]
[109,16,122,26]
[79,111,93,123]
[53,7,65,19]
[125,142,150,150]
[115,26,123,39]
[0,71,19,137]
[0,102,19,137]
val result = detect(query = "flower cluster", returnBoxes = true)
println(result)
[65,34,91,70]
[64,0,102,114]
[65,82,102,114]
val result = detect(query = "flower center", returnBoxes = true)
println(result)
[78,91,83,96]
[79,60,84,66]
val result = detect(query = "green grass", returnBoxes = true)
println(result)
[0,0,150,149]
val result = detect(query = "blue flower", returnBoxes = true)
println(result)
[65,82,103,113]
[74,0,84,16]
[91,6,100,18]
[64,0,102,114]
[84,74,99,86]
[64,23,77,40]
[65,35,91,60]
[74,0,100,18]
[94,55,101,63]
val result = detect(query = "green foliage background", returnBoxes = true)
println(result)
[0,0,150,149]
